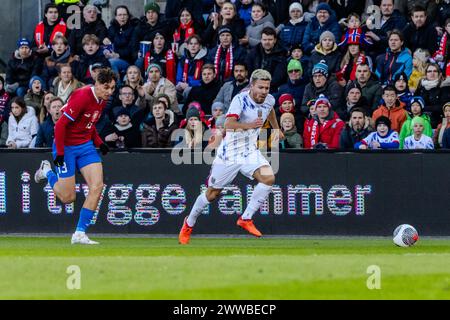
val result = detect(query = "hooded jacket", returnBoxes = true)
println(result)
[107,17,140,63]
[398,113,433,149]
[302,14,341,54]
[372,100,408,133]
[308,43,342,76]
[375,48,413,85]
[370,10,407,55]
[6,106,39,148]
[202,17,246,48]
[359,78,383,113]
[35,116,56,147]
[184,79,222,115]
[141,110,178,148]
[246,13,275,48]
[303,110,344,149]
[6,50,39,87]
[176,47,208,87]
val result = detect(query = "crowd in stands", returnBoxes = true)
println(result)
[1,0,450,150]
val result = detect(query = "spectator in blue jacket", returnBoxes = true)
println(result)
[35,96,63,147]
[302,3,341,55]
[277,2,308,51]
[443,128,450,149]
[375,30,412,86]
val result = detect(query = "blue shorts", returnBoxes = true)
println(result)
[52,141,101,178]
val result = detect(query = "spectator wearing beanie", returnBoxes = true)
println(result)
[107,108,141,149]
[339,107,373,149]
[141,100,178,148]
[393,72,413,108]
[5,38,39,98]
[176,106,208,149]
[279,112,303,149]
[402,116,435,150]
[308,30,342,76]
[301,60,343,117]
[337,81,370,122]
[302,3,341,55]
[278,93,304,134]
[275,59,308,110]
[303,94,344,149]
[433,102,450,148]
[277,2,309,51]
[243,2,275,49]
[207,101,225,128]
[399,96,433,148]
[24,76,46,115]
[356,116,400,150]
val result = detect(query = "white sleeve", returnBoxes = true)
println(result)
[226,94,244,120]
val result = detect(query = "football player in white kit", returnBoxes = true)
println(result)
[179,69,283,244]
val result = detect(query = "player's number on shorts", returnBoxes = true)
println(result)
[57,162,68,174]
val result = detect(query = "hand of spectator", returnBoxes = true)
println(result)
[434,54,444,62]
[212,13,219,29]
[73,55,80,61]
[370,141,381,149]
[146,82,156,95]
[103,38,112,45]
[105,133,119,142]
[176,82,188,91]
[359,144,368,150]
[37,45,49,54]
[5,82,19,93]
[436,26,443,37]
[365,31,380,42]
[7,141,17,149]
[239,36,249,46]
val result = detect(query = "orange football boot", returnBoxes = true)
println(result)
[179,218,193,245]
[237,217,262,237]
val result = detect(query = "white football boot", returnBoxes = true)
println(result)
[34,160,52,183]
[71,232,99,245]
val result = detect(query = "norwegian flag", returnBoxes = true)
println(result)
[338,28,373,47]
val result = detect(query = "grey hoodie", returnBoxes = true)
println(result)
[246,13,275,48]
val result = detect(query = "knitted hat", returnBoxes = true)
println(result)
[186,106,201,120]
[145,1,160,14]
[147,63,162,75]
[211,101,225,112]
[314,94,331,108]
[17,38,31,49]
[29,76,44,90]
[218,26,233,36]
[411,116,425,127]
[215,114,227,128]
[375,116,391,130]
[289,2,303,13]
[316,3,332,15]
[319,31,335,43]
[410,96,425,110]
[312,60,329,77]
[280,112,295,125]
[345,81,362,97]
[287,59,303,73]
[278,93,294,106]
[187,101,202,111]
[116,108,131,119]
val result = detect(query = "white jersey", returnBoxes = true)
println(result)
[403,135,434,150]
[361,131,399,149]
[217,91,275,162]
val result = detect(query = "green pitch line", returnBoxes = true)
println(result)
[0,237,449,300]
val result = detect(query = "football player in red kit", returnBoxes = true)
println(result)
[34,68,117,244]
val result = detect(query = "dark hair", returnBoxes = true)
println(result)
[202,63,216,73]
[115,5,131,17]
[411,5,426,15]
[10,97,27,118]
[350,107,367,117]
[119,84,134,94]
[387,29,404,42]
[96,68,117,84]
[153,100,168,110]
[44,3,59,15]
[261,27,277,38]
[234,62,248,70]
[186,34,202,45]
[49,96,64,106]
[178,7,193,19]
[446,18,450,26]
[252,3,267,13]
[382,85,397,95]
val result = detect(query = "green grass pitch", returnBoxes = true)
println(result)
[0,237,449,299]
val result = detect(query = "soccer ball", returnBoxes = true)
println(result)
[393,224,419,247]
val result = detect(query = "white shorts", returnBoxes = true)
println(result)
[207,150,271,189]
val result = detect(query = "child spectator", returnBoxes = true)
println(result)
[24,76,45,115]
[399,96,433,148]
[278,93,304,134]
[71,34,111,85]
[338,13,372,50]
[403,116,435,150]
[303,95,344,149]
[356,116,400,150]
[141,100,178,148]
[289,44,309,74]
[372,85,407,133]
[277,2,308,51]
[434,102,450,148]
[242,3,275,48]
[409,48,430,93]
[393,72,413,108]
[52,63,84,103]
[207,102,225,128]
[5,38,38,97]
[6,97,39,149]
[308,31,342,77]
[35,96,62,147]
[280,112,303,149]
[42,36,73,90]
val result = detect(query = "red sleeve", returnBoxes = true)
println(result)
[303,120,311,149]
[54,115,71,155]
[330,121,345,149]
[91,127,104,147]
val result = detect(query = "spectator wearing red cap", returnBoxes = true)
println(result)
[303,94,344,149]
[278,93,304,134]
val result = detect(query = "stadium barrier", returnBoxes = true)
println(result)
[0,150,449,236]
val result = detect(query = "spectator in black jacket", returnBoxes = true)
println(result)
[339,107,373,149]
[71,34,111,84]
[165,0,205,30]
[107,5,140,81]
[141,100,178,148]
[402,6,438,54]
[35,96,63,147]
[68,5,109,56]
[246,27,288,92]
[443,127,450,149]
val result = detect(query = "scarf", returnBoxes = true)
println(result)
[421,78,440,90]
[309,118,328,147]
[289,17,304,25]
[144,49,176,84]
[173,20,195,43]
[57,80,73,103]
[433,32,448,59]
[214,45,233,81]
[182,54,203,83]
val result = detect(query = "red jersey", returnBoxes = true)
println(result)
[55,86,106,155]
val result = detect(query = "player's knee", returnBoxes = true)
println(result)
[60,192,76,204]
[261,175,275,186]
[89,182,104,196]
[206,188,221,202]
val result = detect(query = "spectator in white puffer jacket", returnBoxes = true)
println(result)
[6,97,39,149]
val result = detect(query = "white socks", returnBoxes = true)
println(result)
[186,193,210,227]
[241,183,272,220]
